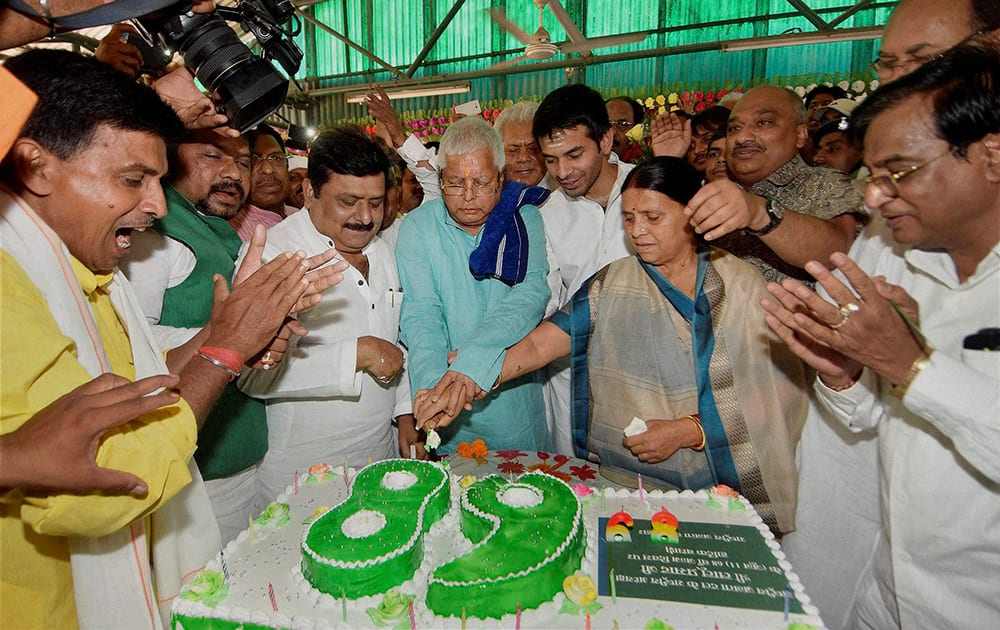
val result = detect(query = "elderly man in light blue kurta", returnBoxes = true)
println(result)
[397,117,551,454]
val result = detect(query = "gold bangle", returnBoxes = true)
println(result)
[685,415,706,451]
[490,369,503,392]
[890,348,933,399]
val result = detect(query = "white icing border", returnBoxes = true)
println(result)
[174,467,826,629]
[300,459,448,571]
[427,472,585,590]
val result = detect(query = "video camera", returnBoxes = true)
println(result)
[132,0,303,133]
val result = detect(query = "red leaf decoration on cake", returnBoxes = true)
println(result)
[570,465,597,481]
[536,451,550,460]
[553,454,570,465]
[496,450,527,460]
[497,460,525,474]
[527,462,572,482]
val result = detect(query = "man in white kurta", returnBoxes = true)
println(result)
[531,84,635,454]
[238,128,412,501]
[763,44,1000,630]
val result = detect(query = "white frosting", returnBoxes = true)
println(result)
[381,470,418,490]
[340,510,386,539]
[173,462,827,629]
[498,484,543,507]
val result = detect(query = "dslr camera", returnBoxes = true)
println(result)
[133,0,303,133]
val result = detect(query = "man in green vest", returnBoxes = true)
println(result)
[123,129,269,543]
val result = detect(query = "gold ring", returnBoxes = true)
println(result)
[260,351,276,370]
[831,302,859,330]
[838,302,861,317]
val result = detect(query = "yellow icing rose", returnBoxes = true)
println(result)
[644,97,655,108]
[563,574,597,606]
[655,94,666,106]
[459,475,477,488]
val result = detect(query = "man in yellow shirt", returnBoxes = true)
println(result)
[0,50,341,629]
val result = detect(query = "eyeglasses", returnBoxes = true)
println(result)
[609,120,636,130]
[864,151,951,197]
[441,175,500,198]
[251,154,288,166]
[870,29,984,76]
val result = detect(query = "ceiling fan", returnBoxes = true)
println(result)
[488,0,648,69]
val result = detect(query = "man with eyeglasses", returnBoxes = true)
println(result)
[606,96,645,162]
[228,124,292,240]
[873,0,999,85]
[766,44,1000,629]
[397,117,551,454]
[777,4,998,625]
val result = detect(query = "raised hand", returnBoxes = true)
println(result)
[684,179,769,241]
[94,24,143,79]
[151,67,237,136]
[204,252,313,360]
[364,85,406,148]
[650,110,691,158]
[235,224,348,314]
[762,253,925,387]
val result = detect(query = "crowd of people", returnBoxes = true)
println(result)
[0,0,998,628]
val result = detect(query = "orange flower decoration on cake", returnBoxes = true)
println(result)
[456,439,488,459]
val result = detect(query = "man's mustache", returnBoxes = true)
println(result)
[209,181,245,199]
[732,140,765,152]
[344,221,376,232]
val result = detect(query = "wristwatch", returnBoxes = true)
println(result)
[745,197,785,236]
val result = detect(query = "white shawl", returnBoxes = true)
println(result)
[0,187,220,629]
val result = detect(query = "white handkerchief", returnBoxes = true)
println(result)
[623,416,648,437]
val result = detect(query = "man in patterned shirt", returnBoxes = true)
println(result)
[685,86,866,284]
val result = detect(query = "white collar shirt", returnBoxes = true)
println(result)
[539,154,635,316]
[237,210,410,498]
[815,216,1000,629]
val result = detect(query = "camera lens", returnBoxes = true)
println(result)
[166,11,289,133]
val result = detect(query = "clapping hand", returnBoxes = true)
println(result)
[761,252,924,388]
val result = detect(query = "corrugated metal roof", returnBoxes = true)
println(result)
[287,0,894,125]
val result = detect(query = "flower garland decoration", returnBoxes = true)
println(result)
[327,74,879,150]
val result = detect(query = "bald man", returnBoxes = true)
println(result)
[684,85,865,285]
[874,0,999,84]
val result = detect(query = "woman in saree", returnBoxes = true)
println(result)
[416,157,807,534]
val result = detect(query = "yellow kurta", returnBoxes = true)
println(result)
[0,252,198,629]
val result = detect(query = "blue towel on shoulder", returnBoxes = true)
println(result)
[469,181,550,286]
